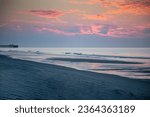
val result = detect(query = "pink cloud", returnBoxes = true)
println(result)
[20,9,80,19]
[135,24,150,30]
[36,27,79,36]
[65,9,80,14]
[35,23,150,38]
[27,10,64,18]
[107,5,150,15]
[101,0,150,15]
[107,27,137,37]
[69,0,99,5]
[80,24,107,36]
[70,0,150,15]
[80,23,150,38]
[106,24,150,38]
[8,17,150,38]
[11,18,68,27]
[36,24,105,36]
[82,14,111,21]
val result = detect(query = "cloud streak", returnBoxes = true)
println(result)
[82,14,110,21]
[24,9,80,19]
[27,10,64,18]
[36,27,79,36]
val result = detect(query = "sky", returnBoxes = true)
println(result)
[0,0,150,47]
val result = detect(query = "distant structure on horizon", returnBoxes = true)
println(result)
[0,44,19,48]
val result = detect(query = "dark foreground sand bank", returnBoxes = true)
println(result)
[0,55,150,99]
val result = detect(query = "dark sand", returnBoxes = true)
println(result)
[0,55,150,100]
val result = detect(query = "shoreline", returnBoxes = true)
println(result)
[48,57,142,64]
[0,55,150,99]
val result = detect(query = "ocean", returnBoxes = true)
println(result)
[0,47,150,79]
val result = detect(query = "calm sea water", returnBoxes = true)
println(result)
[0,47,150,79]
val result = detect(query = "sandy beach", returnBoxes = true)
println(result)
[0,55,150,100]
